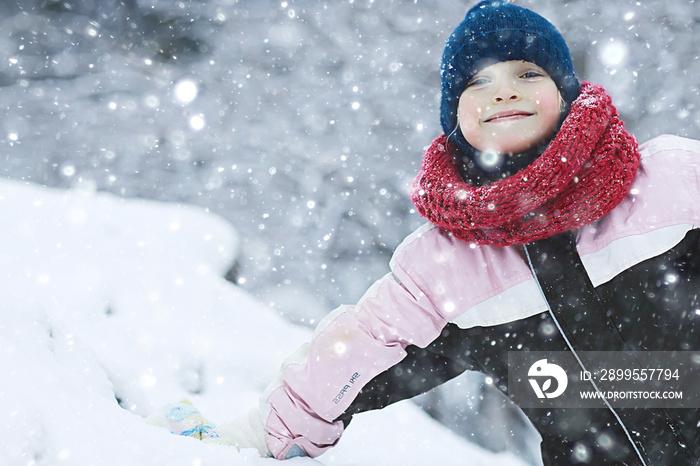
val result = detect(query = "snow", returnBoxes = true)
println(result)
[2,0,699,318]
[0,178,529,465]
[2,1,698,463]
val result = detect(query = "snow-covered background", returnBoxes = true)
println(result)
[3,0,699,314]
[0,178,533,465]
[1,0,699,464]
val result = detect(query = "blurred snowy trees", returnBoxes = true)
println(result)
[2,0,698,317]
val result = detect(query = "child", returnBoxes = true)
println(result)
[258,1,700,464]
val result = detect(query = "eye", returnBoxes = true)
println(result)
[520,69,548,80]
[466,76,490,88]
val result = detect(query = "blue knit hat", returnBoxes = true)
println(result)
[440,1,580,151]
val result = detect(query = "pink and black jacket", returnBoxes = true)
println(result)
[261,135,700,464]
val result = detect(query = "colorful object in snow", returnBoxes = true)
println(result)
[159,399,219,440]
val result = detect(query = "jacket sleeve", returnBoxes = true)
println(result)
[261,260,453,459]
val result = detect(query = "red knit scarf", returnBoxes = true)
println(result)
[410,82,640,246]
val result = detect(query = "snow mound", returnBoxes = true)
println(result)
[0,179,528,465]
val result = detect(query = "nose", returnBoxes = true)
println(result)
[492,80,521,103]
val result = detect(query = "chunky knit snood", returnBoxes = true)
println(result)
[410,82,640,246]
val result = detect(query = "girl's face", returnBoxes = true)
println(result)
[457,60,562,155]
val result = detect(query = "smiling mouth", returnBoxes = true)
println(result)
[484,110,534,123]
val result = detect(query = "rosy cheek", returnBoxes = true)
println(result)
[458,99,481,123]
